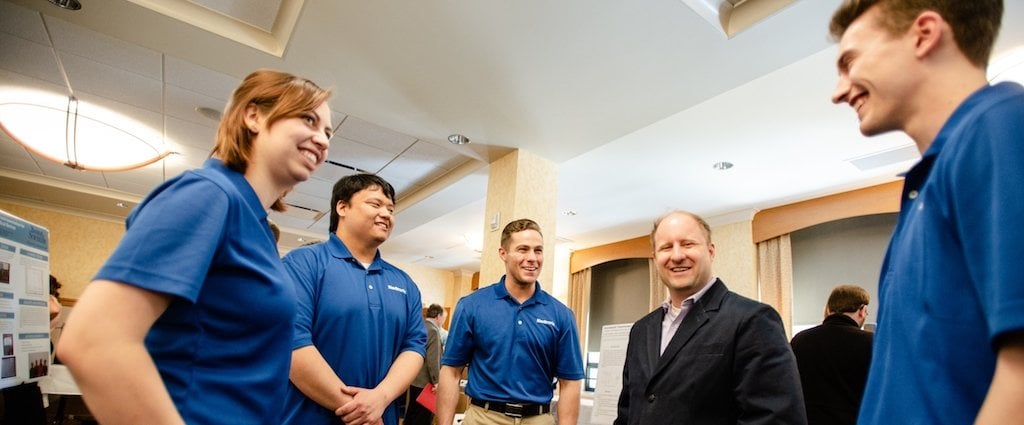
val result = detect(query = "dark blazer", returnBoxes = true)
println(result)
[614,279,806,425]
[790,314,873,425]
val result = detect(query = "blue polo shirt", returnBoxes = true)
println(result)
[95,158,295,425]
[442,277,584,404]
[858,82,1024,425]
[281,234,427,425]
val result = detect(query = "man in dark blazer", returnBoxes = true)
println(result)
[790,285,873,425]
[615,210,806,425]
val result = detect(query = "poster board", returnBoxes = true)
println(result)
[0,209,51,390]
[589,323,632,424]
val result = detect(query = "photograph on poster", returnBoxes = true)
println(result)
[27,351,48,378]
[2,333,11,355]
[0,262,9,284]
[1,356,14,378]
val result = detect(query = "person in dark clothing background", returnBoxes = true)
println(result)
[791,284,873,425]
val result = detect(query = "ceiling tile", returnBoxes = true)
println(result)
[0,1,49,45]
[326,137,396,173]
[0,33,65,88]
[0,151,41,175]
[335,116,417,155]
[377,160,438,189]
[283,190,329,212]
[0,67,66,94]
[164,84,226,127]
[60,53,163,113]
[265,213,316,232]
[312,160,359,184]
[33,158,107,186]
[70,90,166,149]
[45,16,163,80]
[0,135,32,159]
[164,55,238,101]
[103,171,166,195]
[292,176,334,199]
[165,115,216,154]
[402,140,468,170]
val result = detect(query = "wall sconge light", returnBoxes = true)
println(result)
[0,86,174,171]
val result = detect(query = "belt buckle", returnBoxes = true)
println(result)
[503,403,524,418]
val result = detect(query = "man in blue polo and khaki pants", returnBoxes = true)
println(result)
[436,218,584,425]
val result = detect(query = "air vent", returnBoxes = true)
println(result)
[847,145,920,171]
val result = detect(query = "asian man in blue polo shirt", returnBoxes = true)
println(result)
[281,174,427,425]
[437,219,584,425]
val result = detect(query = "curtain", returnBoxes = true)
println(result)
[757,234,794,338]
[568,268,592,352]
[648,258,666,311]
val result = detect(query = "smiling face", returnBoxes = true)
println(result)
[247,100,332,189]
[831,5,919,137]
[499,229,544,288]
[336,185,394,246]
[652,212,715,304]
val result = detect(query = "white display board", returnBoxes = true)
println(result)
[0,209,51,390]
[589,323,632,425]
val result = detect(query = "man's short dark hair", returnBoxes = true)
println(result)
[829,0,1003,67]
[328,174,396,232]
[500,219,543,249]
[426,304,444,318]
[827,285,870,314]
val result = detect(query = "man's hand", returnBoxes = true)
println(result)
[334,385,389,425]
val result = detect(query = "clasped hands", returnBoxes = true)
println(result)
[334,384,388,425]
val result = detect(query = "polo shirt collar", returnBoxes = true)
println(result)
[493,275,548,305]
[326,233,383,270]
[204,158,266,220]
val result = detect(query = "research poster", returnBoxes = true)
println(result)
[589,323,632,424]
[0,209,51,390]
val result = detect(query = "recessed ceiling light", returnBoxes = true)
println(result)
[712,161,734,170]
[195,106,222,122]
[47,0,81,10]
[115,202,127,208]
[448,134,470,145]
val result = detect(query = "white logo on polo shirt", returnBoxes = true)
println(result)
[387,285,407,294]
[536,318,556,327]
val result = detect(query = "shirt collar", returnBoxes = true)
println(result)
[327,233,382,269]
[661,276,716,311]
[493,275,548,305]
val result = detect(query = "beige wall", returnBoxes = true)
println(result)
[0,200,124,300]
[389,259,456,309]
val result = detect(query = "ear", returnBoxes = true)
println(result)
[498,246,507,262]
[707,242,716,261]
[244,103,262,133]
[335,200,348,219]
[910,10,946,60]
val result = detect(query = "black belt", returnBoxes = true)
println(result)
[470,398,551,418]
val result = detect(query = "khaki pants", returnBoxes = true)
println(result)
[462,404,555,425]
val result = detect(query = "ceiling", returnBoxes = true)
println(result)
[1,0,1022,271]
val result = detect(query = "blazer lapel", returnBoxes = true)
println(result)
[644,309,664,377]
[650,280,726,379]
